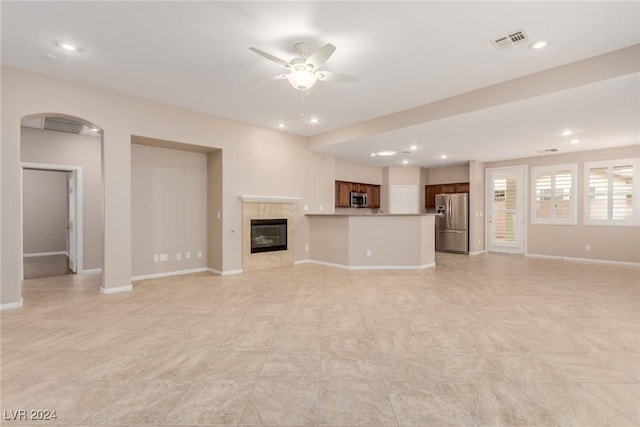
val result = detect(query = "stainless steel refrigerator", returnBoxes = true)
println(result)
[435,193,469,254]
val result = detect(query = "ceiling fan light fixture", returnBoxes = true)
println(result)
[287,69,317,91]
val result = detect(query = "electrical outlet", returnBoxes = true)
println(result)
[319,205,324,211]
[153,254,159,262]
[305,244,309,251]
[160,253,168,262]
[177,253,182,261]
[585,244,591,251]
[197,250,203,258]
[304,205,309,211]
[366,249,372,257]
[186,252,191,259]
[217,211,221,219]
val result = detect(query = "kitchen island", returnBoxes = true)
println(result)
[306,213,436,270]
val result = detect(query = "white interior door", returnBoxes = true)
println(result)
[486,166,526,254]
[67,171,77,273]
[390,185,418,214]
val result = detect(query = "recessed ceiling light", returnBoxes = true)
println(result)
[561,129,576,136]
[376,151,397,157]
[90,127,100,132]
[58,41,78,52]
[529,41,547,50]
[440,154,447,159]
[402,159,409,165]
[307,117,320,124]
[45,54,57,61]
[409,145,418,151]
[569,139,580,144]
[369,153,377,157]
[277,122,286,129]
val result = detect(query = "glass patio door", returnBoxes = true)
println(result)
[486,166,526,254]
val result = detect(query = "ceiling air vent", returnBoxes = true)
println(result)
[43,117,85,134]
[491,30,529,50]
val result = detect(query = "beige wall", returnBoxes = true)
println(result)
[468,160,485,254]
[20,127,103,269]
[335,159,383,184]
[207,150,223,272]
[2,66,335,305]
[131,144,208,277]
[485,145,640,263]
[427,164,470,185]
[309,216,350,266]
[22,169,67,254]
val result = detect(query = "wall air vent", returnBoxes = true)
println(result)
[491,30,529,50]
[43,117,85,134]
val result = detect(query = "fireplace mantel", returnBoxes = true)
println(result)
[240,195,301,204]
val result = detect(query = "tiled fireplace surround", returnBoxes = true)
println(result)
[241,196,297,272]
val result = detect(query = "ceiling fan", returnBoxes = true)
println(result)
[249,42,359,91]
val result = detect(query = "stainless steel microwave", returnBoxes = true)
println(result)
[350,191,367,208]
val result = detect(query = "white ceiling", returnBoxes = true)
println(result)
[2,1,639,168]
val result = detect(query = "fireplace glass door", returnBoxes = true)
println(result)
[250,218,287,253]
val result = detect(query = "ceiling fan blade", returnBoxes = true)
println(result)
[249,47,290,68]
[252,73,289,82]
[305,43,336,69]
[316,70,359,83]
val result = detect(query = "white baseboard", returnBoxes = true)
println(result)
[132,267,209,281]
[526,253,640,267]
[308,259,436,271]
[0,298,24,311]
[469,250,486,256]
[80,268,102,275]
[100,284,133,294]
[208,268,243,276]
[294,259,311,265]
[23,251,67,258]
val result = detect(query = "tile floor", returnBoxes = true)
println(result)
[22,255,71,280]
[1,253,638,426]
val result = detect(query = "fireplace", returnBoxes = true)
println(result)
[250,218,287,253]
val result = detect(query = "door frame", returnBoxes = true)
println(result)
[485,165,527,255]
[21,162,83,278]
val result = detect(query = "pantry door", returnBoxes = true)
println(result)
[486,166,526,254]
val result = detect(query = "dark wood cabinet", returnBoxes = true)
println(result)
[441,183,457,193]
[335,181,352,207]
[455,182,470,193]
[425,182,470,208]
[425,185,442,208]
[335,180,381,208]
[370,185,380,208]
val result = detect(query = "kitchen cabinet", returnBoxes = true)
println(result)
[370,185,381,208]
[425,185,442,208]
[335,180,381,208]
[335,181,352,207]
[425,182,470,208]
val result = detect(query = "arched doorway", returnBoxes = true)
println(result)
[20,113,104,293]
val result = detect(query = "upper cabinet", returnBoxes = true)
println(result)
[425,182,470,208]
[335,181,352,207]
[335,180,381,208]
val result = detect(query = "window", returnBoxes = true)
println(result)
[531,164,577,224]
[584,158,639,225]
